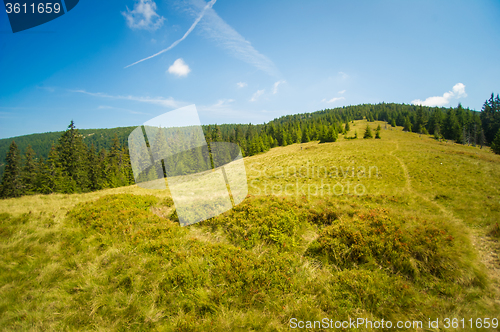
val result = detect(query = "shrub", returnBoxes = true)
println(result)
[199,196,308,251]
[306,208,473,283]
[66,194,185,244]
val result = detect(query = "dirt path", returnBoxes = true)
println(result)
[390,141,500,305]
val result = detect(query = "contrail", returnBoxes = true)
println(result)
[125,0,217,69]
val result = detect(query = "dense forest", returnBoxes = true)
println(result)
[1,93,500,198]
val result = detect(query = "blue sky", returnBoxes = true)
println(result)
[1,0,499,139]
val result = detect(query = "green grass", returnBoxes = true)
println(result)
[0,120,499,331]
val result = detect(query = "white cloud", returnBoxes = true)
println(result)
[338,89,346,94]
[125,0,279,76]
[322,97,345,103]
[250,89,265,102]
[452,83,467,97]
[338,72,349,79]
[167,58,191,77]
[273,80,286,94]
[178,0,279,76]
[125,0,216,68]
[236,82,247,88]
[122,0,165,31]
[70,89,182,108]
[213,99,235,107]
[411,83,467,107]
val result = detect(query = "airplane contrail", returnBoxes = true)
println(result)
[125,0,217,69]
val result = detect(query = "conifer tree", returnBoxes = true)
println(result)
[403,117,412,132]
[301,129,310,143]
[363,125,373,139]
[491,128,500,154]
[21,145,37,195]
[34,157,51,194]
[57,121,89,191]
[87,144,100,191]
[345,121,350,133]
[0,141,22,198]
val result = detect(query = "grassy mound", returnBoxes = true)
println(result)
[0,193,494,331]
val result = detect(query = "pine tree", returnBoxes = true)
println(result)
[491,128,500,154]
[363,125,373,139]
[87,144,100,191]
[345,121,350,133]
[301,129,310,143]
[21,145,37,195]
[33,157,51,194]
[403,117,412,132]
[0,141,22,198]
[57,121,89,192]
[391,119,396,127]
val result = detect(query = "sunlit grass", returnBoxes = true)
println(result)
[0,120,499,331]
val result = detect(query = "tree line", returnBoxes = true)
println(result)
[1,94,499,198]
[0,121,133,198]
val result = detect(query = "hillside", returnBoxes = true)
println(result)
[0,120,499,331]
[2,98,499,184]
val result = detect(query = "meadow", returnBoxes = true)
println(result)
[0,120,499,331]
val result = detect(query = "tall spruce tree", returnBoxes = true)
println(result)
[363,125,373,139]
[21,145,37,195]
[491,128,500,154]
[0,141,22,198]
[57,121,89,192]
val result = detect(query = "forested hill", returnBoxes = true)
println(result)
[0,126,137,164]
[1,95,500,184]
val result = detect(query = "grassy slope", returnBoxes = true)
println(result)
[0,120,499,331]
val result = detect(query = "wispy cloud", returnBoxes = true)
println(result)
[411,83,467,107]
[167,58,191,77]
[338,72,349,79]
[70,89,182,108]
[322,97,345,103]
[250,89,265,102]
[36,86,55,92]
[97,105,148,115]
[122,0,165,31]
[273,80,286,94]
[181,0,279,76]
[212,99,235,107]
[236,82,247,88]
[125,0,216,68]
[197,101,265,122]
[338,89,346,94]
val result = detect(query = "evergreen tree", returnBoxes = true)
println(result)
[301,129,310,143]
[403,117,412,132]
[491,128,500,154]
[57,121,89,192]
[33,157,51,194]
[21,145,37,195]
[375,130,381,139]
[344,121,350,133]
[0,141,22,198]
[391,119,396,127]
[87,144,100,191]
[363,125,373,139]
